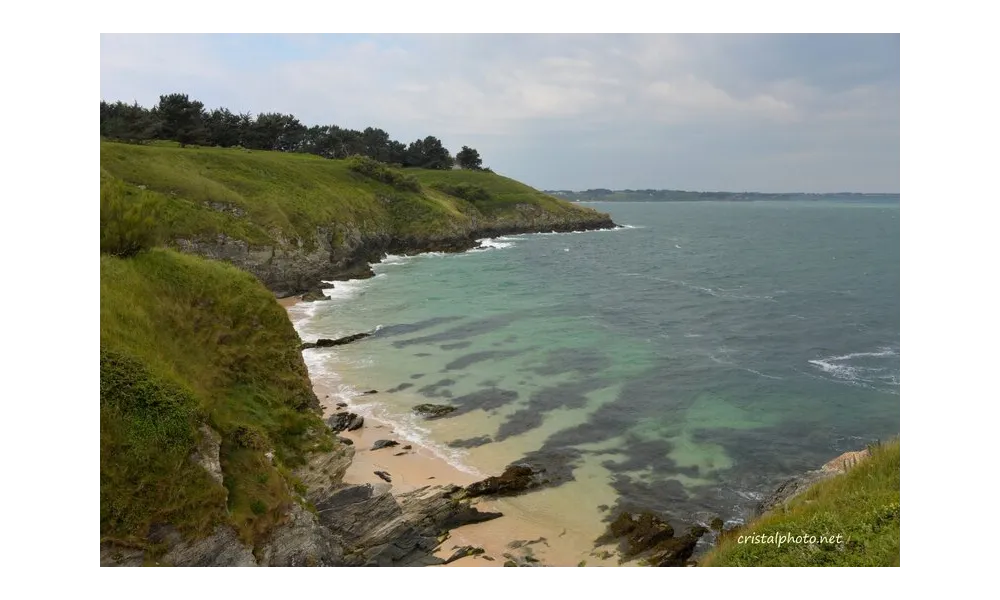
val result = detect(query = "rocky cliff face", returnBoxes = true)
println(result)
[100,438,503,567]
[175,212,617,297]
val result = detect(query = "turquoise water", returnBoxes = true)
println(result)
[292,200,899,527]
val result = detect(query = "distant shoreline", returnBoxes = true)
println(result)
[546,190,900,203]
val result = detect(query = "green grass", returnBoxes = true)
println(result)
[100,141,610,251]
[699,440,900,566]
[100,248,333,550]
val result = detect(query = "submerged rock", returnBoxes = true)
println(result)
[413,403,456,419]
[596,511,707,567]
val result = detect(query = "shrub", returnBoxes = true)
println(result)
[430,182,493,203]
[232,424,269,450]
[101,178,161,257]
[345,155,420,192]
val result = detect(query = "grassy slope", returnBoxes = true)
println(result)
[700,440,900,566]
[100,249,334,551]
[99,141,610,251]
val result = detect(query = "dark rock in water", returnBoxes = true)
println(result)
[710,517,725,532]
[410,373,425,379]
[413,403,456,419]
[374,470,392,483]
[299,288,331,302]
[393,451,407,456]
[316,332,371,347]
[301,332,372,350]
[335,402,348,408]
[444,545,485,564]
[387,382,414,393]
[448,436,492,449]
[597,504,610,512]
[337,437,354,446]
[596,511,707,567]
[402,445,412,450]
[363,389,378,395]
[346,414,364,431]
[372,439,400,450]
[464,464,544,498]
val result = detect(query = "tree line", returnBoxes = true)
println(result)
[100,93,486,171]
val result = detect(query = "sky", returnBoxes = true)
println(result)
[100,34,899,193]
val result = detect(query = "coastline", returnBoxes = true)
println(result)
[282,296,622,567]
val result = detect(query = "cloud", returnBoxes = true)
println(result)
[100,34,899,193]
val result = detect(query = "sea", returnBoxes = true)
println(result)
[289,199,900,533]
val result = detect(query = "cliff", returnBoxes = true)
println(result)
[100,141,617,296]
[100,250,500,566]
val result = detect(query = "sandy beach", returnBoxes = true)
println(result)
[285,297,621,567]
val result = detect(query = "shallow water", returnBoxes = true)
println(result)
[290,200,900,531]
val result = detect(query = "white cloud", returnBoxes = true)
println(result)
[100,34,899,192]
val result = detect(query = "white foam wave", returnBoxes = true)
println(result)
[356,403,485,476]
[300,345,484,475]
[379,254,414,267]
[807,346,900,392]
[476,237,515,250]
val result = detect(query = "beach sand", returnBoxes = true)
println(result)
[284,297,621,567]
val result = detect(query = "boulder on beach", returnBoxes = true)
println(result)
[374,471,392,483]
[327,412,364,433]
[372,439,400,451]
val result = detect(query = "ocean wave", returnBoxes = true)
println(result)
[806,346,899,392]
[624,273,776,301]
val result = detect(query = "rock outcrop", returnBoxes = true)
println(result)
[299,288,331,302]
[313,483,503,566]
[190,424,224,486]
[177,216,618,298]
[756,448,872,514]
